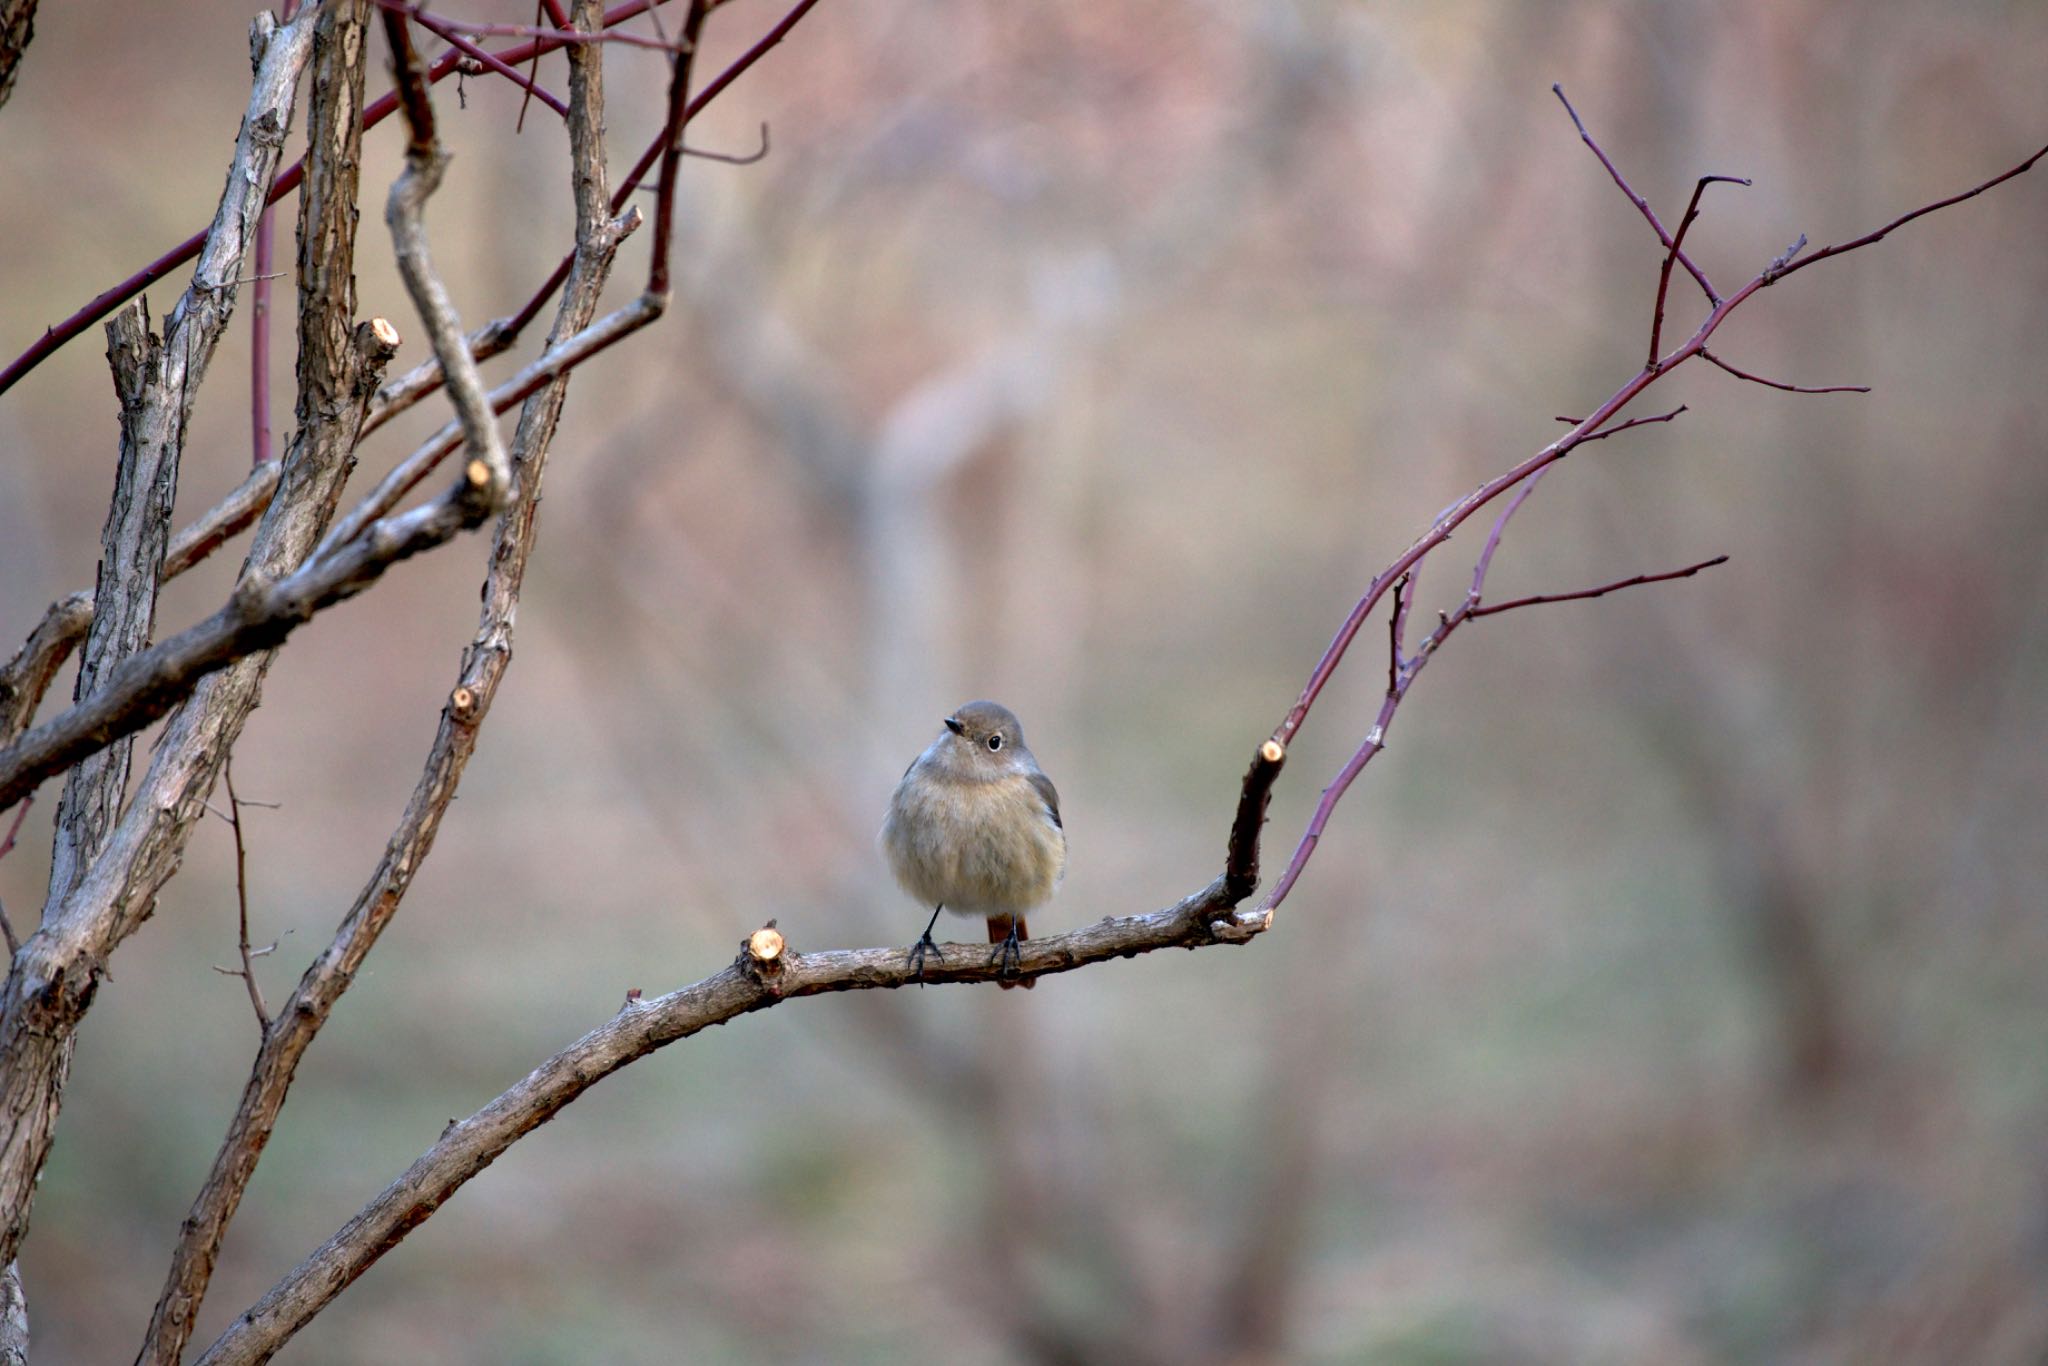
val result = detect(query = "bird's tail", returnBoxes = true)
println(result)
[988,914,1034,990]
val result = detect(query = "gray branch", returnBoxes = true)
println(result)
[198,880,1268,1365]
[136,7,628,1358]
[0,5,319,1272]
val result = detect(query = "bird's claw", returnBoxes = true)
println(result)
[907,932,946,986]
[991,926,1023,981]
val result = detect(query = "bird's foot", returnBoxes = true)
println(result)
[991,923,1024,982]
[907,931,946,986]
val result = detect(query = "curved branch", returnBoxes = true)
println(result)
[1263,101,2048,899]
[198,743,1283,1364]
[198,905,1259,1365]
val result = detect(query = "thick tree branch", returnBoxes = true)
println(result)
[0,1259,23,1366]
[199,889,1266,1365]
[0,0,36,114]
[0,594,91,746]
[0,7,320,1272]
[139,10,631,1360]
[381,8,511,516]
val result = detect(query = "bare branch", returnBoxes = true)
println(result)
[361,0,820,432]
[1471,555,1730,618]
[647,1,710,298]
[374,0,686,52]
[249,206,277,468]
[139,9,635,1358]
[0,0,38,115]
[1552,83,1719,304]
[381,8,512,516]
[199,881,1266,1365]
[0,0,681,400]
[1763,142,2048,284]
[1554,405,1688,441]
[1268,109,2048,778]
[1650,175,1748,365]
[322,284,655,554]
[681,119,769,165]
[0,593,92,746]
[166,461,284,579]
[1700,349,1870,395]
[219,763,271,1031]
[407,8,569,119]
[0,0,336,1277]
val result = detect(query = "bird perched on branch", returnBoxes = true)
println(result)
[882,700,1065,989]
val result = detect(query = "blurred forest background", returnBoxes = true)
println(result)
[2,0,2046,1361]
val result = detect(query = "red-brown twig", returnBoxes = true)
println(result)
[1258,95,2046,917]
[1471,555,1729,618]
[0,0,680,399]
[1699,350,1869,395]
[1553,83,1720,305]
[514,0,547,131]
[373,0,682,52]
[1554,404,1688,440]
[1650,175,1749,366]
[359,0,811,436]
[409,8,570,118]
[647,1,709,297]
[1263,468,1724,914]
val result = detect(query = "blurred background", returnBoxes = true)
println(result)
[2,0,2046,1361]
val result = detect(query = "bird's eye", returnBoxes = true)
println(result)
[987,735,1004,751]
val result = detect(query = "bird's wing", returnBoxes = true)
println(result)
[1028,769,1062,829]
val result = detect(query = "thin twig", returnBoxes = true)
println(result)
[1471,555,1730,618]
[358,0,808,435]
[681,120,769,164]
[647,1,710,298]
[1650,175,1748,364]
[1385,572,1411,696]
[1763,140,2048,284]
[1552,404,1689,441]
[373,0,682,51]
[220,763,271,1031]
[0,792,27,960]
[410,8,570,118]
[0,0,683,400]
[514,0,545,131]
[1552,83,1718,304]
[1700,350,1870,395]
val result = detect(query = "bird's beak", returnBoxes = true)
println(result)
[943,716,964,735]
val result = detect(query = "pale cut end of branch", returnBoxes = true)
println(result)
[369,316,401,348]
[1260,739,1285,765]
[740,920,787,989]
[464,459,491,490]
[448,686,478,721]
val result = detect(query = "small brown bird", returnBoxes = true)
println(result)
[881,701,1065,988]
